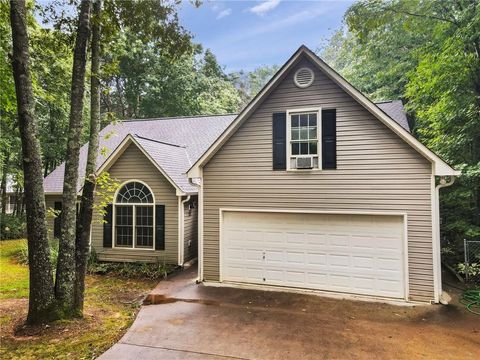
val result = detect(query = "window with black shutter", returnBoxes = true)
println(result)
[103,204,113,248]
[272,112,287,170]
[274,107,337,170]
[322,109,337,169]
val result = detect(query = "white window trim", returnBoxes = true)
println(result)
[286,107,322,171]
[112,180,156,251]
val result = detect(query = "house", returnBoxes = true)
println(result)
[1,177,19,214]
[44,115,236,265]
[186,45,458,304]
[45,45,459,304]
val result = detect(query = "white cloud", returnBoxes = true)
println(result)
[249,0,281,16]
[216,8,232,20]
[240,6,330,40]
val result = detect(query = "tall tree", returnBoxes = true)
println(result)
[55,0,91,315]
[9,0,56,324]
[74,0,101,313]
[230,65,280,106]
[320,0,480,252]
[102,39,242,119]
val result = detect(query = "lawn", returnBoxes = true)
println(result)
[0,239,157,359]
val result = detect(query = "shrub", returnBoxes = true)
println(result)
[458,262,480,277]
[0,214,26,240]
[14,238,59,268]
[87,251,174,279]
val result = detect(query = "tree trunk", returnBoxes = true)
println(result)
[74,0,102,314]
[1,154,8,216]
[9,0,57,324]
[115,77,126,117]
[55,0,91,316]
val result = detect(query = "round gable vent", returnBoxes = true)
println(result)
[294,67,314,88]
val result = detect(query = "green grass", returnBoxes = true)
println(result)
[0,239,158,359]
[0,240,29,299]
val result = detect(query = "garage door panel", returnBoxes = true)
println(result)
[286,233,305,245]
[352,255,375,270]
[264,231,284,243]
[307,253,327,266]
[286,251,305,264]
[221,212,405,299]
[329,235,350,248]
[225,248,244,261]
[377,257,402,271]
[265,250,283,263]
[305,233,328,246]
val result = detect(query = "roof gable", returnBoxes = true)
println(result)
[187,45,458,177]
[96,134,193,195]
[43,114,236,194]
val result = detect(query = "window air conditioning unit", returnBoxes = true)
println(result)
[296,156,313,169]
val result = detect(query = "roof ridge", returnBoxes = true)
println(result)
[122,113,239,122]
[375,100,399,104]
[134,134,186,148]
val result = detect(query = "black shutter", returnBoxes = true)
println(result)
[155,204,165,250]
[322,109,337,169]
[53,201,62,238]
[272,112,287,170]
[103,204,113,247]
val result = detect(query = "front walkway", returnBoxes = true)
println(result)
[100,265,479,360]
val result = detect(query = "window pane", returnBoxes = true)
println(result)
[116,206,133,225]
[291,115,299,127]
[300,114,308,127]
[136,206,153,226]
[291,128,299,140]
[115,226,133,247]
[300,142,309,154]
[116,181,154,204]
[291,143,300,155]
[309,127,317,140]
[309,113,317,127]
[299,128,309,140]
[309,142,317,155]
[115,206,133,247]
[135,205,153,248]
[136,227,153,248]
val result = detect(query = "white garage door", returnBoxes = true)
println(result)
[221,211,406,299]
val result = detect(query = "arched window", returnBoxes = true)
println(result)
[114,181,154,249]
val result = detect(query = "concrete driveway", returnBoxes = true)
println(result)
[100,266,479,360]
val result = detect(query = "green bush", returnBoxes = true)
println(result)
[12,240,174,280]
[0,214,26,240]
[15,238,59,267]
[87,250,174,279]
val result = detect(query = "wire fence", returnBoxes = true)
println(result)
[464,240,480,284]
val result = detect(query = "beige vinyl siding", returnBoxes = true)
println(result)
[202,57,434,302]
[183,196,198,262]
[91,143,179,264]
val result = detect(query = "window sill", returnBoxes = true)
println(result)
[112,246,156,251]
[285,168,323,172]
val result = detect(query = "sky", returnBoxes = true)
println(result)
[178,0,355,72]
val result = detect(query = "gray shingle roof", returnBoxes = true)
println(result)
[376,100,410,132]
[134,135,197,193]
[43,114,237,194]
[44,100,409,195]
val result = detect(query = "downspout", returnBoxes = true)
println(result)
[433,176,456,303]
[179,195,191,266]
[188,172,203,283]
